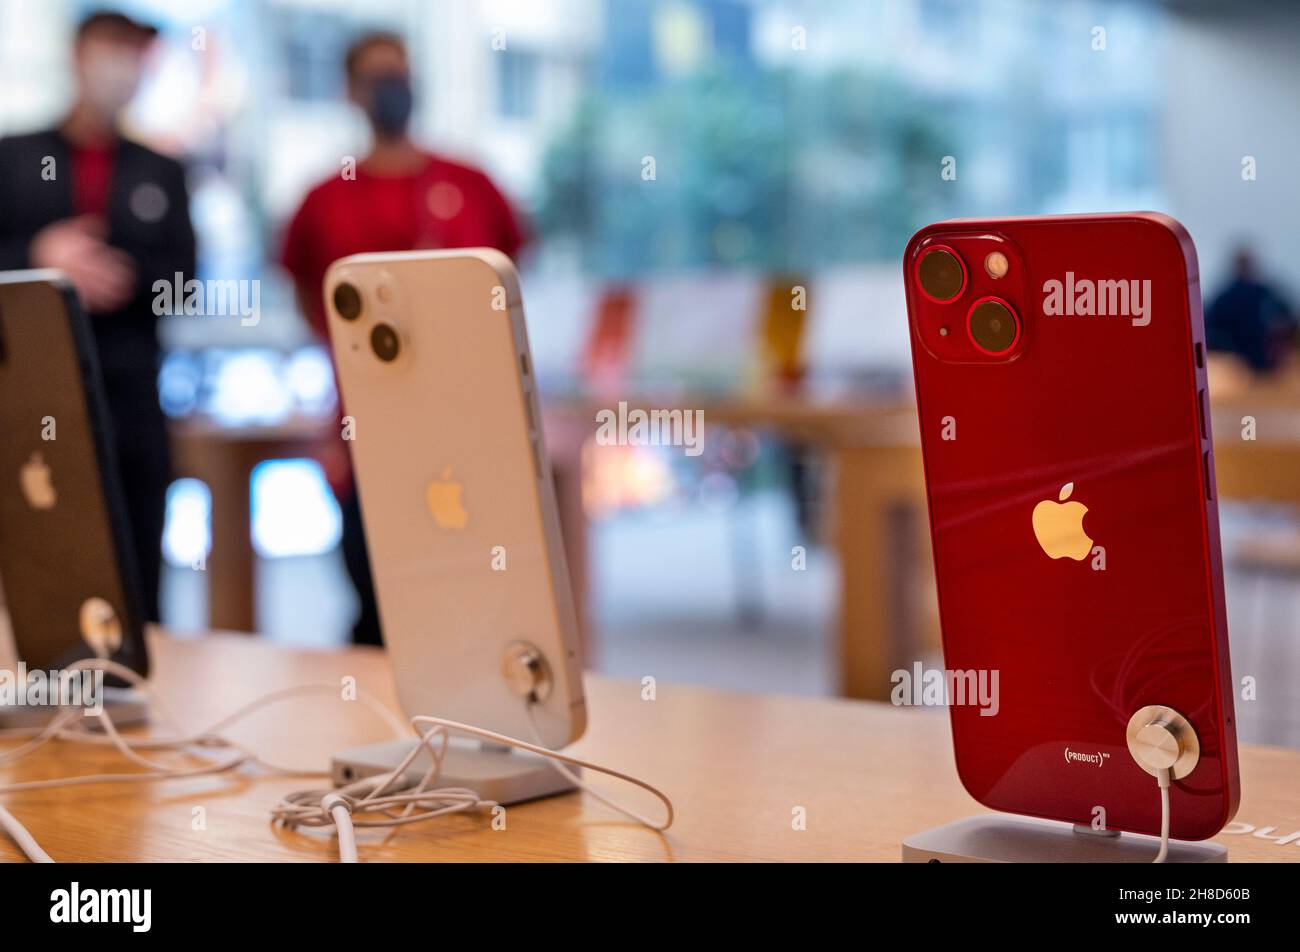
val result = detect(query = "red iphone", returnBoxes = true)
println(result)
[903,213,1239,840]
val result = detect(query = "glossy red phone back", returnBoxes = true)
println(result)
[903,213,1239,839]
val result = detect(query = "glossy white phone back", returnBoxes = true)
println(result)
[325,250,586,748]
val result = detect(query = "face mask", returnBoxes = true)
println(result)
[365,76,414,137]
[82,48,142,119]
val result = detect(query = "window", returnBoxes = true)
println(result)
[496,48,540,120]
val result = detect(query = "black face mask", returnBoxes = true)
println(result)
[366,76,413,137]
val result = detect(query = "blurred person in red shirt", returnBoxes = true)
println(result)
[281,32,527,645]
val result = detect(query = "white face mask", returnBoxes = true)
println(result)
[80,47,142,119]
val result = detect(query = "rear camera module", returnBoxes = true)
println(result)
[333,282,362,321]
[917,247,966,303]
[370,322,401,362]
[967,297,1020,355]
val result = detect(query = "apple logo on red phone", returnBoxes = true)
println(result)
[1032,482,1092,560]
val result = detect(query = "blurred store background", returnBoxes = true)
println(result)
[1,0,1297,745]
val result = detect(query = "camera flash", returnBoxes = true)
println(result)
[985,251,1009,279]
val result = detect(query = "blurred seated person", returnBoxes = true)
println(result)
[281,31,527,645]
[1205,246,1297,374]
[0,10,195,622]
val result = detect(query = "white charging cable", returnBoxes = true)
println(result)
[0,803,53,863]
[273,700,674,862]
[2,656,674,864]
[321,794,358,864]
[1125,706,1193,865]
[1153,769,1171,864]
[0,656,407,862]
[522,701,671,830]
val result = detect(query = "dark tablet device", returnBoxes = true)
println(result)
[0,272,147,675]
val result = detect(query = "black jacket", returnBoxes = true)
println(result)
[0,129,195,377]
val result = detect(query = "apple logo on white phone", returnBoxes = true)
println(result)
[19,451,56,510]
[426,466,468,530]
[1032,481,1092,560]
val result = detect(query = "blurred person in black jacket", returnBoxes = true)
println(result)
[0,11,196,621]
[1205,246,1297,374]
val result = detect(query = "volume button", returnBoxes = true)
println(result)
[523,389,538,435]
[530,436,543,481]
[1196,389,1208,441]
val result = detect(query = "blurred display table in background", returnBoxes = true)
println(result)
[170,414,333,633]
[1204,357,1300,505]
[548,362,1300,700]
[544,392,930,700]
[168,358,1300,702]
[1,630,1297,862]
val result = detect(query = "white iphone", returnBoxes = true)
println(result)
[324,250,586,748]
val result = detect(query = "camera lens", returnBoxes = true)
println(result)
[333,282,362,321]
[370,322,400,362]
[967,298,1020,354]
[917,247,966,302]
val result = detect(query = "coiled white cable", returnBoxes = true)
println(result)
[0,656,407,862]
[3,656,674,864]
[272,701,675,862]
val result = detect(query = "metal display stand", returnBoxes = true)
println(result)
[331,641,578,805]
[331,737,576,805]
[902,814,1227,863]
[0,686,150,729]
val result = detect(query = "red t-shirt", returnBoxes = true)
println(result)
[280,152,527,337]
[71,143,117,217]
